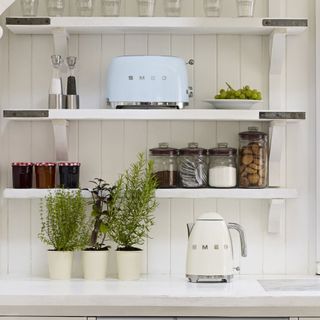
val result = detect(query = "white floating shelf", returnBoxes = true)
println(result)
[6,17,308,35]
[3,109,306,122]
[3,188,298,200]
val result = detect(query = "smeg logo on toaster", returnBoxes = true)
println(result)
[128,75,167,81]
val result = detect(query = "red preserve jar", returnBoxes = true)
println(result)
[35,162,56,188]
[12,162,34,188]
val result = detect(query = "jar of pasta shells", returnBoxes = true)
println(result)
[239,127,268,188]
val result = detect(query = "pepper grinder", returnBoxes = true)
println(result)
[48,55,66,109]
[66,56,80,109]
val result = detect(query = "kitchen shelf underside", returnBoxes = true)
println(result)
[2,109,306,121]
[3,188,297,200]
[5,17,308,36]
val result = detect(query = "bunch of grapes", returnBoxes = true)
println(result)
[215,83,262,100]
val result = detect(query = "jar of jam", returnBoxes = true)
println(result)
[179,142,208,188]
[239,127,268,188]
[35,162,56,188]
[149,143,178,188]
[208,143,237,188]
[58,162,81,188]
[12,162,34,188]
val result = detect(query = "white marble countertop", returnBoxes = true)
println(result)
[1,275,320,317]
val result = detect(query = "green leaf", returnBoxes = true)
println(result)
[99,223,108,234]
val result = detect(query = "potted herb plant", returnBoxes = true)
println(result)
[82,178,114,280]
[108,153,158,280]
[38,189,89,280]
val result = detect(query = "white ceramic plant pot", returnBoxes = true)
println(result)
[116,250,142,281]
[82,250,109,280]
[47,251,73,280]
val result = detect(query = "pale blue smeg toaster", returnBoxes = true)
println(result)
[106,55,190,109]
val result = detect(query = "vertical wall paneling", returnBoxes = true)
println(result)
[239,200,264,274]
[263,200,286,274]
[8,200,31,275]
[0,0,314,277]
[285,0,312,274]
[148,199,171,274]
[194,35,217,109]
[170,199,193,275]
[0,9,9,274]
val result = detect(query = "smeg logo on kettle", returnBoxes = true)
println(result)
[191,244,229,250]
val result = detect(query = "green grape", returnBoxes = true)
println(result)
[215,83,262,101]
[220,89,226,94]
[239,94,246,99]
[215,94,221,99]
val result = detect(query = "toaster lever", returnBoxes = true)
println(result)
[187,59,195,66]
[188,86,194,98]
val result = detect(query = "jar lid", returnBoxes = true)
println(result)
[179,142,208,156]
[208,143,237,156]
[239,126,268,140]
[58,162,81,167]
[12,162,34,166]
[149,142,178,156]
[34,162,56,167]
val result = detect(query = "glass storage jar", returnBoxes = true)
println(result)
[101,0,121,16]
[179,142,208,188]
[58,162,81,188]
[12,162,34,188]
[20,0,39,16]
[149,143,178,188]
[165,0,182,17]
[77,0,95,16]
[47,0,65,16]
[208,143,237,188]
[239,127,268,188]
[35,162,56,188]
[137,0,156,17]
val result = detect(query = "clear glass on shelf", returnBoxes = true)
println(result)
[137,0,156,17]
[77,0,95,17]
[47,0,65,16]
[238,127,268,188]
[203,0,221,17]
[237,0,255,17]
[101,0,121,16]
[20,0,39,16]
[165,0,181,17]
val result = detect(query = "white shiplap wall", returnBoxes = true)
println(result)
[0,0,315,278]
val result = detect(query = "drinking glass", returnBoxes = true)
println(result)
[237,0,255,17]
[165,0,181,17]
[20,0,39,16]
[137,0,156,17]
[77,0,95,17]
[47,0,65,16]
[101,0,121,16]
[203,0,220,17]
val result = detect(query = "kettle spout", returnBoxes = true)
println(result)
[187,223,195,238]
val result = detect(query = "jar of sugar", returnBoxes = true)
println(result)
[208,143,237,188]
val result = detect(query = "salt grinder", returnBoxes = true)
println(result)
[66,56,80,109]
[48,55,65,109]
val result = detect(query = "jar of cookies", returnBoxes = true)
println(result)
[239,127,268,188]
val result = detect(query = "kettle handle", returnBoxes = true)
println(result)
[227,223,247,257]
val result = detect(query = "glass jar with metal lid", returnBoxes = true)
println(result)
[239,127,268,188]
[58,162,81,188]
[208,143,237,188]
[178,142,208,188]
[149,143,178,188]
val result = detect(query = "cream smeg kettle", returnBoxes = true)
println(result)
[186,212,247,283]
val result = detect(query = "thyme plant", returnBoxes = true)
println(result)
[108,153,158,250]
[38,189,90,251]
